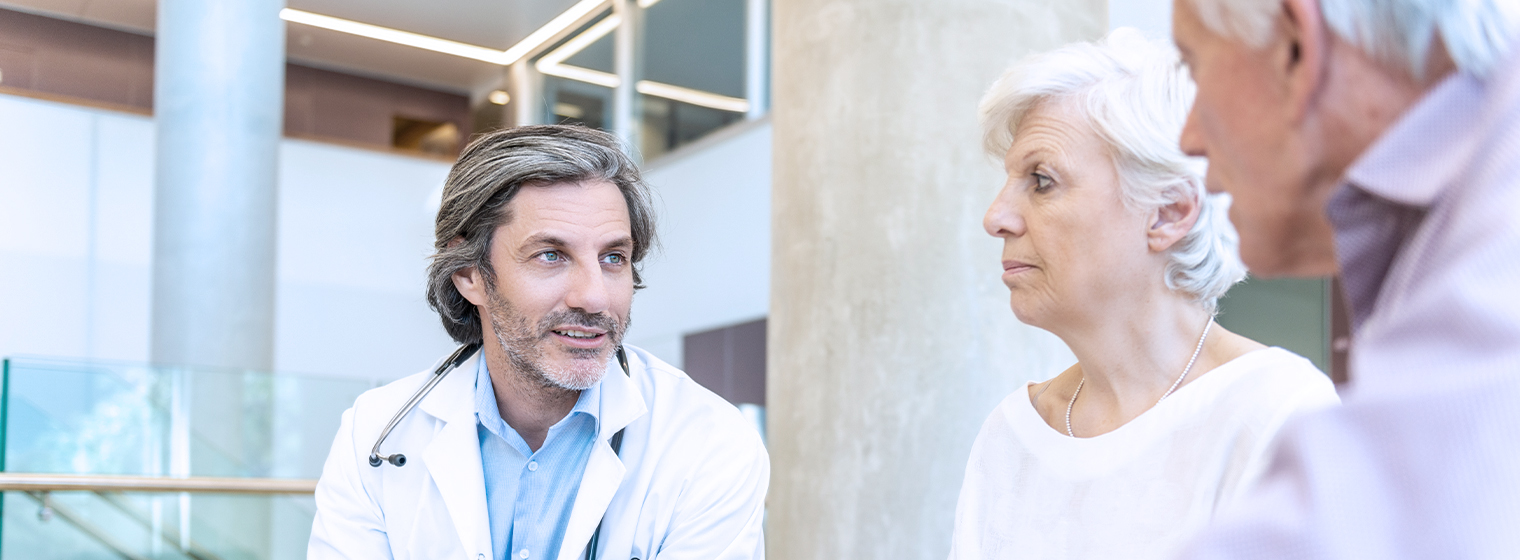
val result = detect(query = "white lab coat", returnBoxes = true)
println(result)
[308,345,769,560]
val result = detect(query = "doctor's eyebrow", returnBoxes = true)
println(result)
[601,236,633,252]
[519,233,570,252]
[518,233,633,253]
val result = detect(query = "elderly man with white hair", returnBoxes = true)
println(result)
[1171,0,1520,557]
[947,28,1339,560]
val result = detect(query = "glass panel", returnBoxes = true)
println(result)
[3,491,315,559]
[639,96,744,160]
[563,26,614,74]
[530,0,762,158]
[639,0,750,158]
[643,0,746,98]
[0,356,372,559]
[544,77,614,130]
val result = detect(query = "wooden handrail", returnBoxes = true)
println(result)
[0,473,317,494]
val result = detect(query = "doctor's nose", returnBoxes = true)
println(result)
[564,261,612,314]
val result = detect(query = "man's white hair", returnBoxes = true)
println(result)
[980,27,1246,313]
[1189,0,1520,80]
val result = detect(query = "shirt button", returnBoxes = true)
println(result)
[519,549,530,559]
[527,461,538,472]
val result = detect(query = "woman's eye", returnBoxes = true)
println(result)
[1032,172,1054,192]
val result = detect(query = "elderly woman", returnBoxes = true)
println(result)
[947,29,1340,560]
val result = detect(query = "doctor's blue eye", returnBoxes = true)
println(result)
[539,251,562,263]
[602,253,627,265]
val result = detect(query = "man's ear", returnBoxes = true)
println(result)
[1279,0,1329,122]
[1148,188,1202,253]
[453,265,488,306]
[448,236,489,306]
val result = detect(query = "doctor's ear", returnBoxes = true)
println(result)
[1147,189,1201,253]
[452,264,489,306]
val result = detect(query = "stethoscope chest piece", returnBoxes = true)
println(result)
[368,453,405,467]
[368,342,481,470]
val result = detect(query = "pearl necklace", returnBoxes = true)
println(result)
[1065,318,1214,438]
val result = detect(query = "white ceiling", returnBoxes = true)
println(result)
[0,0,585,94]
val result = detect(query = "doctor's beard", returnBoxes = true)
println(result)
[484,290,628,391]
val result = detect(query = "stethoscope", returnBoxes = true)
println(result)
[368,342,633,560]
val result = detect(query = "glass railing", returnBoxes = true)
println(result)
[0,356,374,560]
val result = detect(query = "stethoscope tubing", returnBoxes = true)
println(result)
[368,341,482,467]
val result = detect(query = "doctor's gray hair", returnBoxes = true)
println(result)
[426,125,657,345]
[1186,0,1519,80]
[980,28,1245,312]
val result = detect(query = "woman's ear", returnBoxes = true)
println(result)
[1148,188,1201,253]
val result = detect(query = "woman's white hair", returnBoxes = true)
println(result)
[980,27,1246,312]
[1188,0,1520,80]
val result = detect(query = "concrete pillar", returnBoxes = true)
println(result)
[151,0,285,371]
[767,1,1102,558]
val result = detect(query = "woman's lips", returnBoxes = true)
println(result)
[1002,260,1036,275]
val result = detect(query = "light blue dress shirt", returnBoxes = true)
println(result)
[475,357,600,560]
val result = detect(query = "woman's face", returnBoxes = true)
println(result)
[983,100,1157,331]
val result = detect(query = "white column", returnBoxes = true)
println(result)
[612,0,644,154]
[151,0,285,371]
[767,0,1102,557]
[510,61,542,127]
[744,0,769,119]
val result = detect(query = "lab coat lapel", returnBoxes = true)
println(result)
[557,354,649,560]
[419,352,491,560]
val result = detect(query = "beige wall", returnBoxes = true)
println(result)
[767,0,1103,557]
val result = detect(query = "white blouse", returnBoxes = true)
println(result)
[948,348,1340,560]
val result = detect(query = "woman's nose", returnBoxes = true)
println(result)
[983,183,1026,238]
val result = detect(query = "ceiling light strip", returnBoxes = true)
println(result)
[279,9,509,64]
[281,0,610,67]
[535,15,621,71]
[635,81,750,113]
[501,0,612,65]
[539,65,622,89]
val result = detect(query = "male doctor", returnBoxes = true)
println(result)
[308,125,769,560]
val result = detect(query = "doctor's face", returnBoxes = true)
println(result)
[471,180,634,390]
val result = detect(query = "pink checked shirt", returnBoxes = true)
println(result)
[1181,51,1520,558]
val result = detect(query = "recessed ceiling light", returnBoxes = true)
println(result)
[488,90,511,105]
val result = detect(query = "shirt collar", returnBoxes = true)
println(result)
[1342,71,1484,207]
[473,351,604,437]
